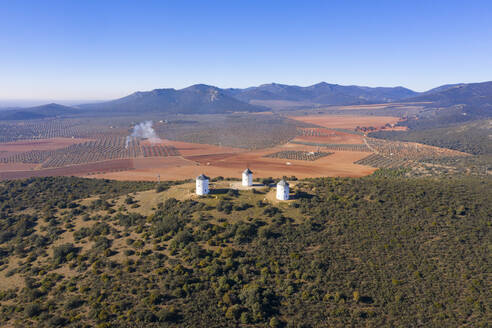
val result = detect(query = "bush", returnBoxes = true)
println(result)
[24,303,41,317]
[156,307,179,322]
[156,184,168,193]
[47,316,67,327]
[174,230,193,245]
[124,249,135,256]
[65,296,84,310]
[53,244,79,264]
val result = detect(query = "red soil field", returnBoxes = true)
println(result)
[155,139,245,156]
[289,114,402,129]
[132,157,196,170]
[0,114,466,182]
[0,134,378,181]
[90,143,376,181]
[0,137,94,164]
[0,163,38,172]
[0,137,92,152]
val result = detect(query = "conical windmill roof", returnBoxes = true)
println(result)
[196,174,209,180]
[277,179,289,187]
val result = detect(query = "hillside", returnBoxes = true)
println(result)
[226,82,418,106]
[370,119,492,155]
[80,84,267,115]
[398,81,492,129]
[0,103,77,120]
[420,83,466,95]
[407,81,492,107]
[0,176,489,327]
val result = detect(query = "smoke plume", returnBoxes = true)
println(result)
[125,120,161,148]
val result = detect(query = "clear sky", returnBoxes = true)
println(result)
[1,0,491,102]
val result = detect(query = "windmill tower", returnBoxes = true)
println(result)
[242,168,253,187]
[276,179,289,200]
[196,174,210,195]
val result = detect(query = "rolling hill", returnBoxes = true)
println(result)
[420,83,466,95]
[0,176,489,327]
[400,81,492,129]
[370,119,492,155]
[370,82,492,155]
[0,103,77,120]
[406,81,492,107]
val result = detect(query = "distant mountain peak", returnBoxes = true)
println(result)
[182,84,219,91]
[311,81,331,87]
[29,103,73,110]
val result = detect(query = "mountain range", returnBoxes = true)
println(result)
[0,81,490,121]
[225,82,417,105]
[405,81,492,107]
[78,84,266,115]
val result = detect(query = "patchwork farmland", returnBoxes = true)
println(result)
[0,110,474,180]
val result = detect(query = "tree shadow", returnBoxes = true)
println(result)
[208,188,230,195]
[291,191,314,200]
[360,296,374,304]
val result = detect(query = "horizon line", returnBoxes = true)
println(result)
[1,79,490,106]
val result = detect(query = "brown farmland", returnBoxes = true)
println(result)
[0,137,92,152]
[89,141,376,181]
[0,114,464,182]
[295,127,365,144]
[289,114,402,129]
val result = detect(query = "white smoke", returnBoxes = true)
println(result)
[125,136,132,149]
[125,120,161,148]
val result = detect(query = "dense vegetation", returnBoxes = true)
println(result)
[0,176,490,327]
[0,177,158,211]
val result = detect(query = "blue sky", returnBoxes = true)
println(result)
[1,0,491,102]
